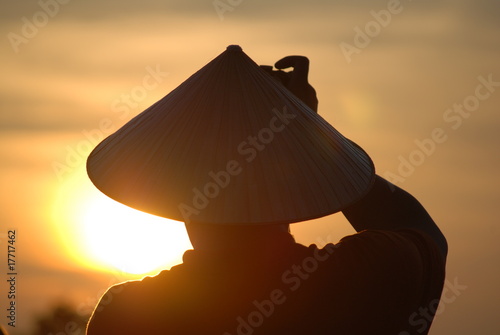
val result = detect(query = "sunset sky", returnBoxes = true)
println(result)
[1,0,499,334]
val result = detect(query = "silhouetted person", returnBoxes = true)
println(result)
[86,55,446,335]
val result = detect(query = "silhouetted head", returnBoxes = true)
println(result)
[185,222,291,251]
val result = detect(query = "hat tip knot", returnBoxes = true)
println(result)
[226,44,242,52]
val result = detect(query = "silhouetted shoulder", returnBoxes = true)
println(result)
[86,265,185,335]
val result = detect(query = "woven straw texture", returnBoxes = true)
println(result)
[87,45,375,224]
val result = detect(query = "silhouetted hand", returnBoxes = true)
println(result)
[261,56,318,112]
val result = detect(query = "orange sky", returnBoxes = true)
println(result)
[1,0,500,334]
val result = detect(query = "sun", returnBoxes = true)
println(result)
[53,166,192,276]
[78,193,192,275]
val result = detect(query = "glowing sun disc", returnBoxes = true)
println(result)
[79,194,191,275]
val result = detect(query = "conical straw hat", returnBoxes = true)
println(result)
[87,45,375,225]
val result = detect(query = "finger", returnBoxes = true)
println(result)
[274,56,310,83]
[259,65,274,72]
[259,65,291,86]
